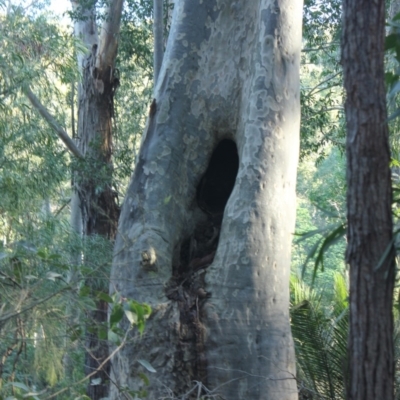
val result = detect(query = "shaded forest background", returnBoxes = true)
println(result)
[0,0,399,398]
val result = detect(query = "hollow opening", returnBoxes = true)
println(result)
[196,139,239,218]
[166,139,239,391]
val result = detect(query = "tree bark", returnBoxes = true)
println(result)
[342,1,395,399]
[77,48,118,397]
[71,1,123,398]
[110,1,302,399]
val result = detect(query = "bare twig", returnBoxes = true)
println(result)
[307,71,342,96]
[302,42,340,52]
[54,198,72,217]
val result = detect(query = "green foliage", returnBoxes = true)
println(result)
[295,9,347,374]
[0,229,151,398]
[296,222,346,285]
[0,236,77,393]
[120,0,153,72]
[0,6,81,100]
[112,1,155,197]
[0,1,154,397]
[292,272,400,400]
[382,9,400,157]
[108,294,152,343]
[293,149,347,290]
[291,273,348,399]
[303,0,342,50]
[301,0,345,159]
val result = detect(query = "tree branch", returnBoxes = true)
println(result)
[96,0,124,73]
[307,71,342,96]
[302,41,340,52]
[24,86,84,159]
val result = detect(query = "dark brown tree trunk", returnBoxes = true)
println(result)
[76,46,120,400]
[76,48,119,241]
[71,1,123,398]
[342,1,395,399]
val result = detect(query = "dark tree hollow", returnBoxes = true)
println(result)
[196,139,239,218]
[164,139,240,391]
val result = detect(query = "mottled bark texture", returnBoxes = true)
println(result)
[110,1,302,399]
[342,1,395,400]
[71,1,123,398]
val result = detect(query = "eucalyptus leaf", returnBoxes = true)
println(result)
[6,381,29,391]
[138,359,156,373]
[124,309,137,325]
[46,271,62,281]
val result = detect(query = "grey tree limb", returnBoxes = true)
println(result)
[24,86,84,160]
[96,0,124,73]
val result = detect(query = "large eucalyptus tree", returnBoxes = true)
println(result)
[110,1,303,399]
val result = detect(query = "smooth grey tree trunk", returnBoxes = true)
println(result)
[110,1,302,399]
[342,1,395,399]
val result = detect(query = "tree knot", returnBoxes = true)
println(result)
[141,247,157,271]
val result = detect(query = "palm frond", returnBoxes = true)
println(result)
[291,274,348,399]
[296,222,346,285]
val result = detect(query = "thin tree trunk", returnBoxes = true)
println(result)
[77,46,118,400]
[110,1,302,399]
[342,1,395,399]
[71,1,123,398]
